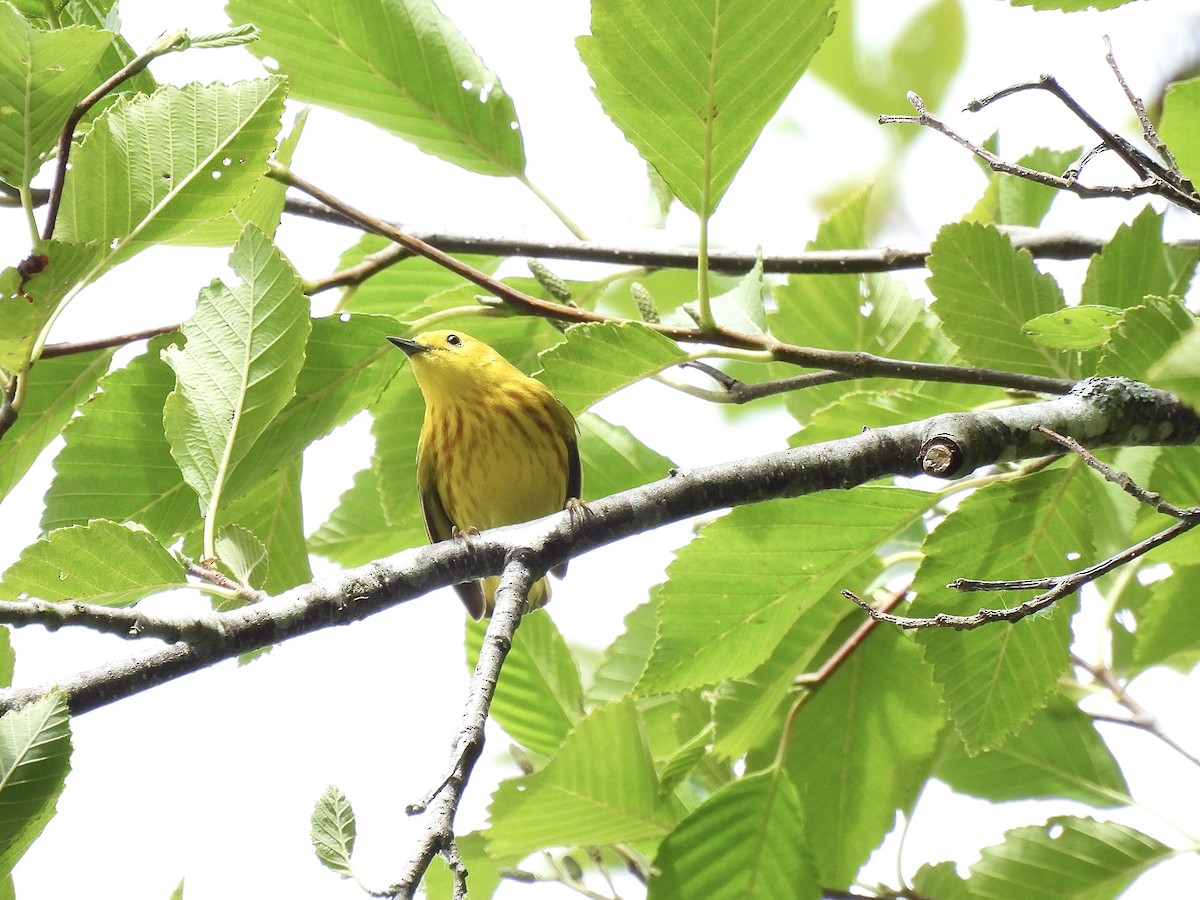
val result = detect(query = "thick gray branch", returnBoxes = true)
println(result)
[0,377,1195,716]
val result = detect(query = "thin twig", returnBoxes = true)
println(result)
[1104,36,1180,174]
[272,163,1077,396]
[880,88,1200,216]
[1035,424,1187,517]
[390,556,534,898]
[795,586,908,687]
[1073,653,1200,769]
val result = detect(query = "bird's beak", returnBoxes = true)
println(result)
[388,336,430,357]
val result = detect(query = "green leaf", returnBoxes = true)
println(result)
[465,609,583,758]
[911,862,971,900]
[0,349,113,505]
[310,785,355,879]
[1024,306,1122,350]
[712,577,858,759]
[704,256,767,336]
[56,78,287,268]
[308,464,415,567]
[0,6,112,189]
[332,233,500,315]
[537,322,686,415]
[1080,206,1199,310]
[935,694,1130,807]
[784,626,943,887]
[1099,296,1196,381]
[1161,76,1200,186]
[577,0,836,216]
[1134,566,1200,671]
[967,816,1171,899]
[577,413,674,502]
[927,221,1072,378]
[0,241,104,371]
[647,773,817,900]
[967,146,1080,227]
[639,488,933,695]
[173,106,308,246]
[1009,0,1136,9]
[913,468,1095,752]
[589,597,660,705]
[0,520,183,605]
[215,524,268,590]
[486,699,676,858]
[44,0,157,98]
[770,188,949,421]
[220,457,312,595]
[222,313,402,500]
[0,690,71,879]
[42,336,197,538]
[162,225,310,530]
[227,0,525,177]
[1147,317,1200,410]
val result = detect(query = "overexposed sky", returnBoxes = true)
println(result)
[3,1,1200,897]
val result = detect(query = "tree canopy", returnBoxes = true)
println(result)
[0,1,1199,898]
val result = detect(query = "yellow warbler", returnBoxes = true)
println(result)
[388,330,581,619]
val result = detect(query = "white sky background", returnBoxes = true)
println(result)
[2,0,1200,897]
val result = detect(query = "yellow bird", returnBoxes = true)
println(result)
[388,331,581,619]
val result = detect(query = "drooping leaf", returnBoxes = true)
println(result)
[967,146,1080,228]
[576,413,674,502]
[56,78,288,268]
[220,457,312,595]
[308,464,413,567]
[0,520,183,606]
[486,699,676,858]
[578,0,836,216]
[0,241,104,371]
[465,609,583,758]
[227,0,525,176]
[162,225,310,530]
[0,690,72,880]
[222,313,402,500]
[1024,306,1122,350]
[647,772,818,900]
[215,524,269,590]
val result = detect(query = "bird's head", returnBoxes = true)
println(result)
[388,330,514,400]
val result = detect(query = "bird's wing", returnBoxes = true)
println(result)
[419,476,486,620]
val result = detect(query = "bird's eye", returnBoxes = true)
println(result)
[446,333,462,346]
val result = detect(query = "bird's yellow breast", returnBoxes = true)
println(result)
[418,389,571,533]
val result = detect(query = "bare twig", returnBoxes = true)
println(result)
[1073,653,1200,769]
[1104,37,1180,175]
[40,323,181,359]
[849,425,1200,631]
[391,556,534,899]
[880,86,1200,216]
[795,586,908,688]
